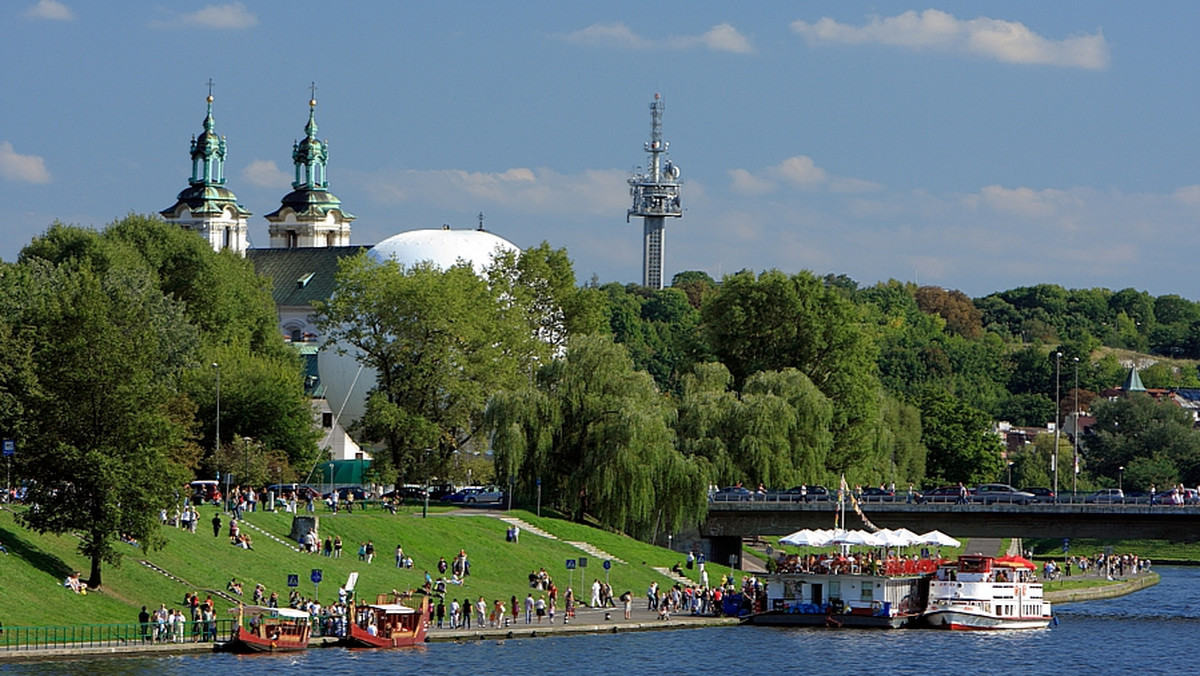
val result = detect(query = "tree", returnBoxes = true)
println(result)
[1085,394,1200,486]
[915,286,983,339]
[487,334,707,538]
[916,388,1005,485]
[316,253,546,483]
[702,269,880,471]
[9,261,195,588]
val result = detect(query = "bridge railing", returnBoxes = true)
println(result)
[0,619,236,652]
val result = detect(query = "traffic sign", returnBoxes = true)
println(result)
[578,556,588,568]
[565,559,576,570]
[287,574,299,588]
[603,559,612,570]
[311,569,323,584]
[2,440,14,457]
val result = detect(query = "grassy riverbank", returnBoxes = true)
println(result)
[0,505,729,629]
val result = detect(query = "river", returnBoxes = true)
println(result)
[6,567,1197,674]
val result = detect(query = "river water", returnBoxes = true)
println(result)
[7,567,1198,675]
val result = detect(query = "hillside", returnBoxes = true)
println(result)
[0,504,725,629]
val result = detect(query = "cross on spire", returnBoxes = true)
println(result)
[206,78,215,99]
[309,81,318,106]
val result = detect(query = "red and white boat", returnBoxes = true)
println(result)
[344,596,430,648]
[226,605,311,652]
[923,554,1053,630]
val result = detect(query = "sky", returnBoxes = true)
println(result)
[4,1,1200,298]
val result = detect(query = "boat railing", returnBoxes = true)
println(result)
[0,619,237,653]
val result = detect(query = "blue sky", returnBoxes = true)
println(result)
[5,1,1200,297]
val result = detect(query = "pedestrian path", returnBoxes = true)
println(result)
[651,566,693,586]
[237,518,302,553]
[494,515,626,565]
[137,559,239,604]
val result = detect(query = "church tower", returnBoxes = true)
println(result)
[160,86,252,255]
[265,88,355,248]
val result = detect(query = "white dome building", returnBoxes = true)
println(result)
[318,227,521,432]
[369,227,520,274]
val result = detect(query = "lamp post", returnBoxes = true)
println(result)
[1072,357,1080,499]
[1118,466,1124,492]
[1053,351,1062,504]
[1007,461,1014,486]
[242,436,251,489]
[213,362,222,510]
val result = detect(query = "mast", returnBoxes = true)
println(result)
[627,93,682,289]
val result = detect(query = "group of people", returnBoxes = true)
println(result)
[227,519,253,549]
[137,593,220,643]
[1052,551,1150,580]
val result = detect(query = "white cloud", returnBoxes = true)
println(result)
[561,22,753,54]
[0,142,51,183]
[1174,185,1200,205]
[791,9,1108,69]
[25,0,73,20]
[970,184,1079,219]
[150,2,257,30]
[358,166,629,216]
[241,160,290,189]
[730,155,881,195]
[728,168,775,196]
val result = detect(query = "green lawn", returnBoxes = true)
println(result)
[0,504,729,629]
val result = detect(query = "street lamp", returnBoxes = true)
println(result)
[1118,466,1125,492]
[242,436,252,489]
[1072,357,1080,499]
[1007,461,1014,486]
[1053,351,1062,504]
[213,362,222,510]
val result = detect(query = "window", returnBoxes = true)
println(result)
[322,412,333,428]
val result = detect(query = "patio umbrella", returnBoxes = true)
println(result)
[780,529,832,547]
[995,554,1036,569]
[873,529,914,548]
[831,529,883,547]
[917,530,961,547]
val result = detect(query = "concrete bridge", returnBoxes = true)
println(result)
[701,501,1200,568]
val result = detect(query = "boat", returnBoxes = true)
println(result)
[750,554,937,629]
[343,594,430,648]
[226,604,311,653]
[923,554,1053,630]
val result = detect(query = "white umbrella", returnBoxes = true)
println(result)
[892,527,921,543]
[917,530,961,547]
[874,529,913,547]
[780,529,832,547]
[831,529,883,547]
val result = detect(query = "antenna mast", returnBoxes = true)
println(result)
[627,93,682,290]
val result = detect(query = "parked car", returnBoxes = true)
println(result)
[1084,488,1125,504]
[1152,488,1198,505]
[443,486,505,504]
[267,483,321,502]
[383,485,429,501]
[1021,487,1055,503]
[973,483,1035,505]
[779,485,830,502]
[919,485,970,504]
[858,487,895,502]
[324,486,370,502]
[711,486,754,502]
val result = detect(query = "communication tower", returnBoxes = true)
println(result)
[627,93,682,289]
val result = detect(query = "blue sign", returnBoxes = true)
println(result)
[565,559,576,570]
[578,556,588,568]
[287,574,299,588]
[2,440,13,457]
[311,569,323,584]
[1062,538,1070,553]
[603,559,612,570]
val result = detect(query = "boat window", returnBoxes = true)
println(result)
[859,586,873,601]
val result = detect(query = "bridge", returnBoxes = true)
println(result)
[701,501,1200,567]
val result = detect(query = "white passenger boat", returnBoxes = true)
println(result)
[923,554,1053,630]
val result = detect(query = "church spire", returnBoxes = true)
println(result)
[190,79,228,187]
[266,84,354,249]
[292,82,328,190]
[161,80,251,256]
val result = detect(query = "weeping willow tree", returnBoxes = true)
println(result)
[674,363,834,488]
[487,334,707,538]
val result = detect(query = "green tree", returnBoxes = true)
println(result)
[487,334,706,538]
[316,253,546,483]
[10,261,195,588]
[916,388,1005,485]
[702,269,880,471]
[1085,394,1200,486]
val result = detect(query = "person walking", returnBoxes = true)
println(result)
[211,513,221,538]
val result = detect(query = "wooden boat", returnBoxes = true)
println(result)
[226,605,311,653]
[344,595,430,648]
